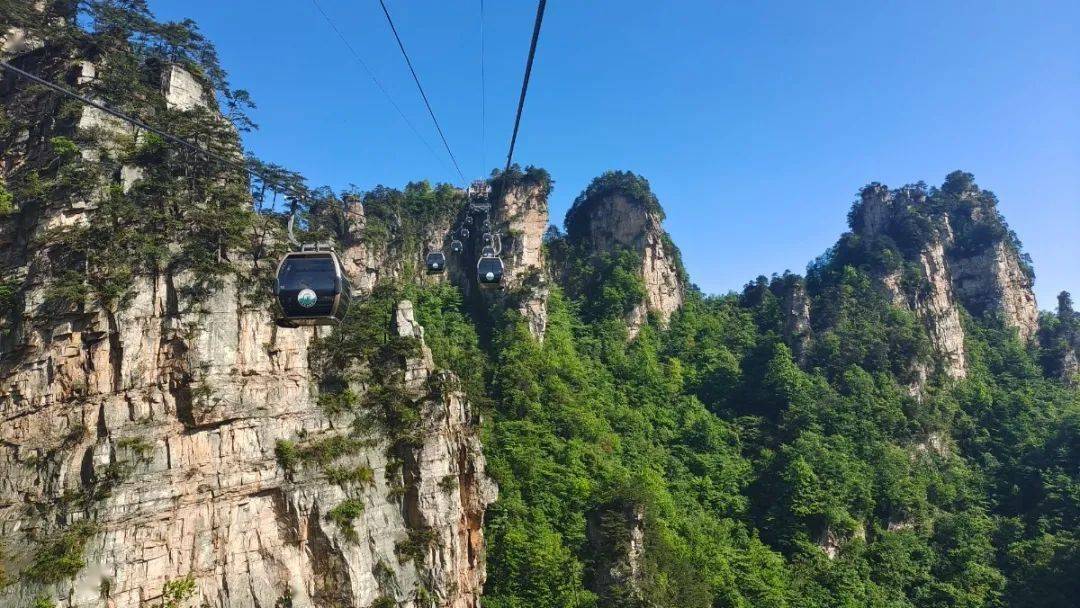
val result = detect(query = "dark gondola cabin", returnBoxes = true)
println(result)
[450,240,463,253]
[275,251,352,327]
[477,256,504,288]
[425,251,446,274]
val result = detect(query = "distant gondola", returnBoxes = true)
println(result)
[477,255,504,288]
[275,249,352,327]
[425,251,446,274]
[450,239,464,253]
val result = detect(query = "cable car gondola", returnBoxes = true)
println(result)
[450,239,464,253]
[425,251,446,274]
[464,215,474,225]
[477,255,504,288]
[460,227,470,238]
[275,248,352,327]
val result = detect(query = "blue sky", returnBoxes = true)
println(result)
[149,0,1079,308]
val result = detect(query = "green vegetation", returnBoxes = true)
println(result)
[326,499,366,541]
[477,173,1078,608]
[395,528,438,564]
[23,521,99,585]
[160,576,197,608]
[325,465,375,487]
[0,182,14,216]
[116,436,154,461]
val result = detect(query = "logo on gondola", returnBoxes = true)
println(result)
[297,288,318,309]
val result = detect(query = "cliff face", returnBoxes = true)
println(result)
[950,239,1039,342]
[849,176,1040,381]
[490,177,550,340]
[564,173,684,337]
[857,186,968,380]
[0,51,493,608]
[340,200,454,296]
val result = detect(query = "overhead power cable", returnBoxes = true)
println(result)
[505,0,547,172]
[377,0,466,183]
[479,0,487,174]
[0,60,307,202]
[308,0,455,182]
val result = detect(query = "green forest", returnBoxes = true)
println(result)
[1,2,1077,608]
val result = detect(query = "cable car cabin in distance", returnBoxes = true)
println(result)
[477,256,504,288]
[425,251,446,274]
[275,250,352,327]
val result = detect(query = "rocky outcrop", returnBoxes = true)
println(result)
[858,186,968,380]
[776,276,812,364]
[161,64,210,111]
[1044,292,1080,385]
[565,181,684,338]
[851,178,1043,381]
[816,524,865,560]
[340,198,454,295]
[586,501,646,602]
[0,52,493,608]
[491,179,550,340]
[949,240,1039,342]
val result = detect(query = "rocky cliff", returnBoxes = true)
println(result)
[489,171,550,340]
[0,40,493,608]
[847,174,1040,382]
[563,171,684,337]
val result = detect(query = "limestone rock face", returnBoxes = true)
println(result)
[0,55,494,608]
[340,202,454,295]
[857,187,968,380]
[568,193,683,337]
[851,180,1042,382]
[950,240,1039,342]
[586,502,646,601]
[161,64,209,111]
[491,181,550,340]
[778,277,812,364]
[888,239,968,380]
[492,182,547,283]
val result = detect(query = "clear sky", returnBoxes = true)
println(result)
[148,0,1079,308]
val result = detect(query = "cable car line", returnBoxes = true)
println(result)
[480,0,487,174]
[0,60,307,203]
[377,0,466,184]
[504,0,547,172]
[308,0,454,182]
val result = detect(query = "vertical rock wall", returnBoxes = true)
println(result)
[0,56,494,608]
[566,193,683,338]
[491,181,550,340]
[852,180,1042,382]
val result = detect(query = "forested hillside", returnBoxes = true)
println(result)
[1,3,1077,608]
